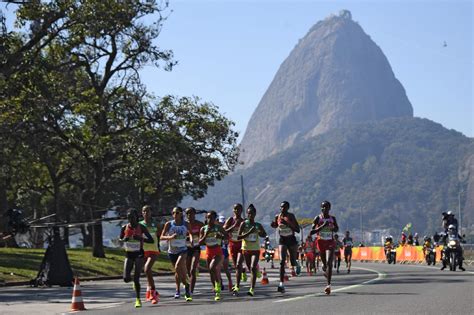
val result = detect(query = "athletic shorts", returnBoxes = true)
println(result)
[168,250,187,266]
[242,250,261,256]
[344,248,352,256]
[279,235,298,247]
[229,241,242,258]
[144,250,159,259]
[335,250,341,256]
[187,246,201,257]
[222,247,229,258]
[206,246,223,263]
[306,252,315,261]
[316,239,336,252]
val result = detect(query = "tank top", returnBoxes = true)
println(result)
[228,217,243,243]
[187,221,202,248]
[317,215,335,241]
[167,220,188,254]
[242,220,261,251]
[139,220,158,252]
[277,215,294,237]
[343,237,353,248]
[203,225,223,247]
[305,240,314,253]
[123,224,143,252]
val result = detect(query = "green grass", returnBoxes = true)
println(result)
[0,248,175,283]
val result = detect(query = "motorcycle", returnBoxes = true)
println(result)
[264,246,275,268]
[425,246,436,266]
[445,237,461,271]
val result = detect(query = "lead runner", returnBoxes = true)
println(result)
[310,200,339,295]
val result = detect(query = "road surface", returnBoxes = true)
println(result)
[0,262,473,314]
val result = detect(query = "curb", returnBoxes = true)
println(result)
[0,271,175,288]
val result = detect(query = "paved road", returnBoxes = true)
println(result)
[1,262,473,314]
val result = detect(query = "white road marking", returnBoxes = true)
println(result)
[407,264,474,275]
[274,266,387,303]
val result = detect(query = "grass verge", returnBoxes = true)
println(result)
[0,247,174,283]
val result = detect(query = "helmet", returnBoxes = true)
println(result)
[321,200,331,210]
[423,235,428,241]
[448,224,456,230]
[447,211,453,216]
[218,215,225,224]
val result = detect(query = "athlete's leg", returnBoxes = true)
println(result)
[235,251,244,290]
[144,255,156,291]
[279,244,288,282]
[190,250,200,293]
[133,257,144,299]
[123,257,134,283]
[250,253,259,291]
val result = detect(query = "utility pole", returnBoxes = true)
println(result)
[360,207,362,245]
[240,175,245,209]
[458,190,464,234]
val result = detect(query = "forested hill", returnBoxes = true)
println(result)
[186,117,473,235]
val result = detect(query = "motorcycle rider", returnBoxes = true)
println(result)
[440,224,465,271]
[264,236,275,268]
[422,236,435,265]
[384,236,396,263]
[442,211,458,232]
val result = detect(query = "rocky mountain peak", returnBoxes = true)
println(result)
[239,10,413,168]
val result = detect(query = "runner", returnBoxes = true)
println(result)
[185,207,204,294]
[119,209,154,308]
[199,210,227,301]
[342,230,353,273]
[310,200,339,295]
[237,204,267,296]
[223,203,246,293]
[160,207,193,301]
[334,234,343,274]
[303,235,316,275]
[270,201,300,293]
[218,215,233,291]
[139,205,162,304]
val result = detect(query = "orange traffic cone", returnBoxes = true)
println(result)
[261,268,269,285]
[71,277,86,311]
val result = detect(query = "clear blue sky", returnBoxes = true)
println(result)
[142,0,473,139]
[2,0,471,138]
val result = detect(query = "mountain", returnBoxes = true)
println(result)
[187,117,473,235]
[183,10,473,237]
[239,10,413,168]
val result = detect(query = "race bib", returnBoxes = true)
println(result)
[246,233,258,242]
[171,238,186,248]
[345,241,353,247]
[320,231,333,240]
[231,230,240,241]
[279,225,293,237]
[206,236,221,246]
[124,241,141,252]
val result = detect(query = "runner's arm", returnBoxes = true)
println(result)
[141,226,154,244]
[160,222,174,241]
[257,223,267,238]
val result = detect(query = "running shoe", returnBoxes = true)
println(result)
[247,288,254,297]
[151,290,159,305]
[324,285,331,295]
[185,292,193,302]
[146,290,151,301]
[214,284,221,301]
[347,269,351,274]
[291,269,297,277]
[134,298,142,308]
[232,285,240,296]
[174,291,181,299]
[277,285,285,293]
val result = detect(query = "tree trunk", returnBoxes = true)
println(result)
[92,223,105,258]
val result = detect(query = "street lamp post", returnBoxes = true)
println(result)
[458,190,464,234]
